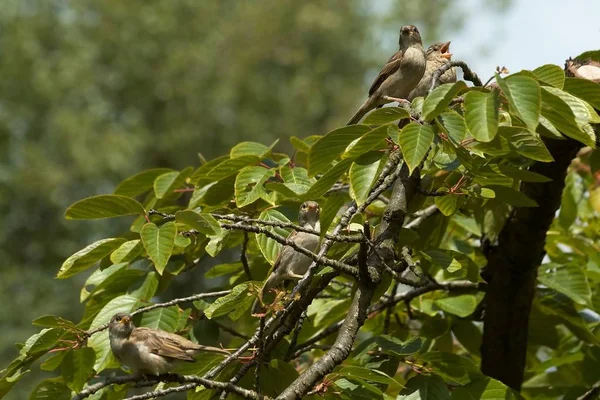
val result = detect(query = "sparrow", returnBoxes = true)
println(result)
[347,25,426,125]
[108,312,229,375]
[407,41,456,100]
[252,201,321,314]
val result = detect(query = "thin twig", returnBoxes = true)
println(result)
[404,205,439,230]
[221,222,359,277]
[429,60,483,94]
[82,290,231,338]
[73,374,269,400]
[241,232,252,280]
[214,214,364,243]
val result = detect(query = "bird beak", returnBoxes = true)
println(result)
[307,203,318,211]
[120,315,131,325]
[440,41,452,59]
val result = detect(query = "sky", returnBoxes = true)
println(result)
[453,0,600,79]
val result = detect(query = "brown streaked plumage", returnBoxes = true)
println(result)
[407,41,457,100]
[252,201,321,315]
[108,313,229,375]
[347,25,426,125]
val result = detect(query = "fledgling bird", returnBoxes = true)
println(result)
[108,312,229,375]
[252,201,321,315]
[407,41,456,100]
[347,25,426,125]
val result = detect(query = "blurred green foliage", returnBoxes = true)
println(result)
[0,1,509,398]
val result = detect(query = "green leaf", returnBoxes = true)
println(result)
[61,348,95,392]
[140,306,181,333]
[450,377,519,400]
[435,294,482,318]
[485,185,538,207]
[205,262,242,279]
[496,74,541,131]
[109,239,142,264]
[230,141,270,158]
[130,271,160,302]
[335,378,384,399]
[532,64,565,88]
[189,155,229,184]
[153,170,190,199]
[439,111,467,144]
[354,335,425,359]
[422,81,468,121]
[175,210,222,236]
[397,375,450,400]
[29,378,71,400]
[202,155,260,183]
[32,316,77,330]
[342,125,388,159]
[339,366,400,389]
[65,195,145,220]
[320,191,349,239]
[234,166,276,207]
[303,158,353,200]
[254,210,291,265]
[497,164,551,183]
[464,90,500,142]
[398,123,434,173]
[350,152,384,205]
[363,107,410,125]
[435,192,461,216]
[57,238,126,279]
[140,222,177,275]
[114,168,174,197]
[190,175,236,207]
[290,136,311,153]
[541,87,596,147]
[559,172,579,230]
[575,49,600,61]
[204,283,252,319]
[538,263,592,307]
[563,77,600,110]
[308,125,370,176]
[499,126,553,162]
[420,352,482,385]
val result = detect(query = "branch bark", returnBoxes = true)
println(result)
[278,161,418,399]
[480,136,582,390]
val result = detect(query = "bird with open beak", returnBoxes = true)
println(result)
[347,25,426,125]
[408,41,456,100]
[252,201,321,315]
[108,312,229,375]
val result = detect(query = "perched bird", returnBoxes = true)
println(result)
[347,25,426,125]
[407,41,456,100]
[108,312,229,375]
[252,201,321,314]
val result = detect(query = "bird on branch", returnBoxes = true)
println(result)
[408,41,457,100]
[252,201,321,315]
[108,312,229,375]
[347,24,426,125]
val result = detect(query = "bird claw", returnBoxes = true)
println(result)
[382,96,410,105]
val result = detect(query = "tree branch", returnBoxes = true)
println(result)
[279,160,418,398]
[82,290,232,338]
[481,136,582,390]
[73,374,269,400]
[214,214,364,243]
[221,222,359,277]
[429,60,483,94]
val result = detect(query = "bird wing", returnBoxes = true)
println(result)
[131,328,197,362]
[368,49,405,96]
[270,229,299,274]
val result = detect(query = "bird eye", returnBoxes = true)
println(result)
[115,315,121,321]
